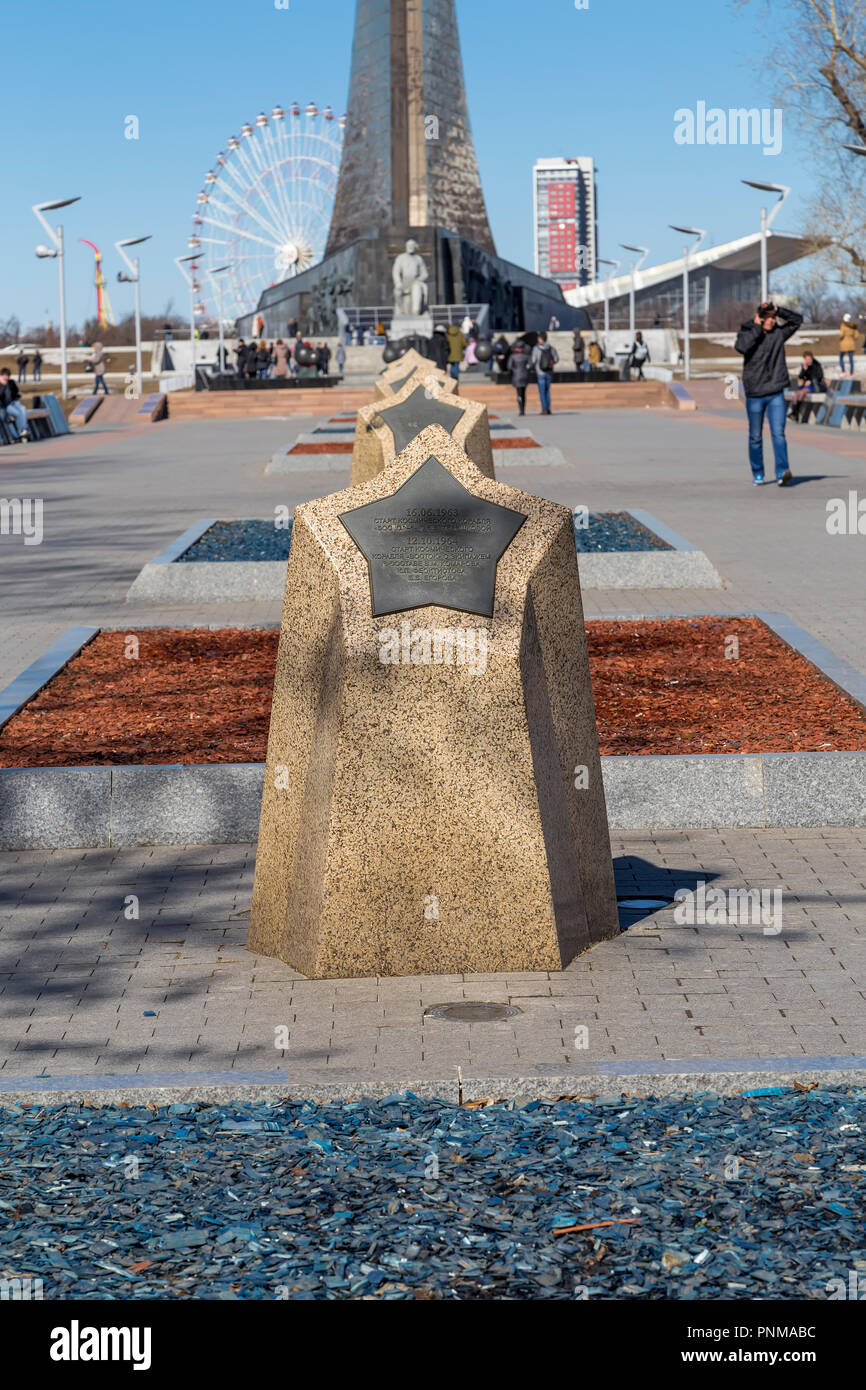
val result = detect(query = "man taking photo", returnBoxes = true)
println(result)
[734,300,802,486]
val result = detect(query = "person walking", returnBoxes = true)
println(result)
[445,322,467,383]
[319,342,331,376]
[16,351,28,384]
[430,325,450,371]
[0,367,29,440]
[788,351,825,422]
[335,342,346,375]
[588,339,603,368]
[272,338,289,378]
[235,339,249,378]
[32,350,43,383]
[838,313,859,375]
[572,330,585,374]
[509,337,532,416]
[530,330,558,414]
[734,300,802,486]
[90,342,109,394]
[629,331,650,380]
[491,334,509,376]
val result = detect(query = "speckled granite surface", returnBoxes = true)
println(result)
[249,425,618,979]
[373,349,457,402]
[352,377,495,486]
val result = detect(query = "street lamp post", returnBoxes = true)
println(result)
[33,196,81,400]
[741,180,790,303]
[115,236,152,397]
[620,244,649,339]
[175,253,200,383]
[207,264,232,375]
[669,225,706,381]
[597,257,620,356]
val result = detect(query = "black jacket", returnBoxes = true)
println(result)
[798,359,825,390]
[735,307,803,397]
[509,344,532,387]
[430,333,449,370]
[0,379,21,407]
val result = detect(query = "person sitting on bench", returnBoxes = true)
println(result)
[0,368,29,441]
[788,351,825,422]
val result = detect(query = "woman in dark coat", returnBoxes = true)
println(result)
[508,338,532,416]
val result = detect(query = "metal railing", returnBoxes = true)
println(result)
[337,304,490,336]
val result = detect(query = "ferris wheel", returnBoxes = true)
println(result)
[188,102,345,322]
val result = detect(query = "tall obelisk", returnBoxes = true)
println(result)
[326,0,496,256]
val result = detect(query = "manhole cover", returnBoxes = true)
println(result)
[617,896,675,911]
[425,1001,521,1022]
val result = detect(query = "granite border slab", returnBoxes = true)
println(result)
[2,1054,865,1105]
[0,625,98,731]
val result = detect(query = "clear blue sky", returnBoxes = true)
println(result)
[1,0,814,330]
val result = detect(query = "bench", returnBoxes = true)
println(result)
[24,408,52,441]
[69,395,103,427]
[34,394,71,436]
[136,392,167,422]
[839,394,866,431]
[784,389,827,426]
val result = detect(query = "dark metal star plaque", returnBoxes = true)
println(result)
[339,456,527,617]
[386,368,416,394]
[378,384,463,455]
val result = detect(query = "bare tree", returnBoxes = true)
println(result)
[743,0,866,285]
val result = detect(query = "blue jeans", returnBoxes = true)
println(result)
[536,371,552,411]
[840,351,854,374]
[1,402,28,437]
[449,362,460,380]
[745,390,789,479]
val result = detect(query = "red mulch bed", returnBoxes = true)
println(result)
[491,437,539,448]
[288,441,353,454]
[1,617,864,767]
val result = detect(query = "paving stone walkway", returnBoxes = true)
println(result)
[1,828,864,1085]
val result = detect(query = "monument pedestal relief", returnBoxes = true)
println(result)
[249,425,618,980]
[352,377,495,486]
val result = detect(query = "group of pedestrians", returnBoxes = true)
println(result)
[15,350,43,384]
[233,336,344,379]
[501,332,560,416]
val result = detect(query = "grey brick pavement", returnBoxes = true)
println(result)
[1,829,864,1081]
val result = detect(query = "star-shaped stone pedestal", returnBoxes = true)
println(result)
[352,379,495,486]
[249,425,618,979]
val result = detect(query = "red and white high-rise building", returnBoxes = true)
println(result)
[533,157,597,293]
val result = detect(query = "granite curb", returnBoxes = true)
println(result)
[2,1055,865,1106]
[1,749,864,846]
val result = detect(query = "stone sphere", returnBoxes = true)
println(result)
[475,340,494,362]
[382,343,402,364]
[296,344,316,367]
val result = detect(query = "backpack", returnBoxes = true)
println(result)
[538,344,555,373]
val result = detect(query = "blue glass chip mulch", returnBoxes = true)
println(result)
[1,1087,863,1300]
[574,511,672,552]
[176,512,670,564]
[178,520,294,563]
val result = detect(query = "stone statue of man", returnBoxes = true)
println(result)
[392,239,429,316]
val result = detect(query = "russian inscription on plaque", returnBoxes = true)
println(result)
[339,456,526,617]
